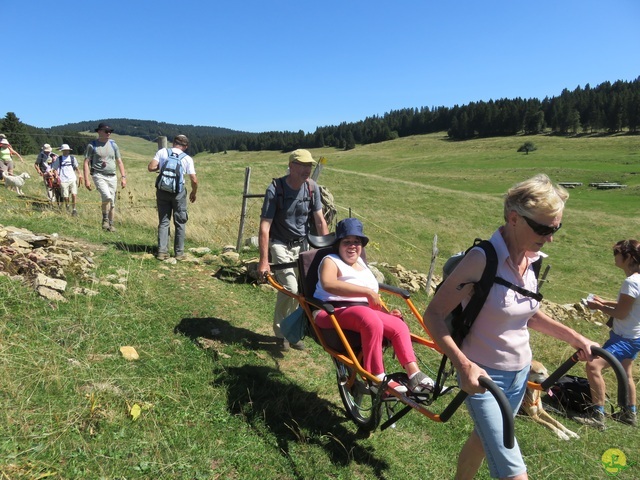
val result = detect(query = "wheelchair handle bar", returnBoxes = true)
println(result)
[439,376,514,449]
[540,346,629,407]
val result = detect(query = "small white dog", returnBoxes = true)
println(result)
[4,172,31,196]
[521,360,580,441]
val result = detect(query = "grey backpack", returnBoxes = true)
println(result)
[156,148,186,193]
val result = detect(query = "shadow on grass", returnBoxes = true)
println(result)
[14,194,58,212]
[111,241,157,254]
[174,316,281,354]
[175,316,391,478]
[215,365,390,478]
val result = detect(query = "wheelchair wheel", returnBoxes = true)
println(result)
[334,359,381,432]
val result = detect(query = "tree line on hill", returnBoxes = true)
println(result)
[2,78,638,157]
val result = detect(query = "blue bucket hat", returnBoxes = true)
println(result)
[335,218,369,247]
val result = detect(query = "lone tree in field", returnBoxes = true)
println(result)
[518,141,537,155]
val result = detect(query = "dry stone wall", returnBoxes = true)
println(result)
[0,224,125,302]
[1,224,610,326]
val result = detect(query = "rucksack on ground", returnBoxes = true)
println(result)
[543,375,599,415]
[156,148,186,193]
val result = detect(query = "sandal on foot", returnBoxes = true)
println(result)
[409,372,435,394]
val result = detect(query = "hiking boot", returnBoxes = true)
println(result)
[573,408,606,430]
[72,209,78,217]
[279,338,290,351]
[279,338,306,351]
[175,254,187,262]
[102,219,110,230]
[106,224,116,232]
[156,253,169,261]
[612,408,637,427]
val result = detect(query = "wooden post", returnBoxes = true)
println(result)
[236,167,252,251]
[425,234,439,299]
[236,168,270,251]
[157,136,167,150]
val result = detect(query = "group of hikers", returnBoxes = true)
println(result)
[33,142,82,215]
[2,123,120,222]
[3,122,196,248]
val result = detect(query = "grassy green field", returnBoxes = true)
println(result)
[1,132,639,479]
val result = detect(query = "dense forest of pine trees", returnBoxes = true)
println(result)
[1,78,638,157]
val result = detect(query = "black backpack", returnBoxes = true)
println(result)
[272,176,315,211]
[544,375,594,414]
[434,238,543,396]
[437,239,542,343]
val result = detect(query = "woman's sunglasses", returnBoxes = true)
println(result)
[522,215,562,236]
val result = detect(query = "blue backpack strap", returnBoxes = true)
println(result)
[90,139,115,156]
[158,148,173,176]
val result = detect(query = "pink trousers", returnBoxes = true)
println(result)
[315,305,416,375]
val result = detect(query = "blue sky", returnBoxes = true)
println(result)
[5,1,639,134]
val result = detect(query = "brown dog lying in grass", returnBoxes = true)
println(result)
[521,360,580,441]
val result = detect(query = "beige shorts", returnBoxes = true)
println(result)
[1,160,13,173]
[92,173,117,204]
[61,180,78,198]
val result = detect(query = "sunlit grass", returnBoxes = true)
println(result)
[1,131,639,479]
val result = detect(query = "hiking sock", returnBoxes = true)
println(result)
[594,405,605,415]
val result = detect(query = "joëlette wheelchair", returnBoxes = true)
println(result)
[266,234,517,444]
[266,234,630,446]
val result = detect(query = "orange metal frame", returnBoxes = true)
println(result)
[266,273,453,423]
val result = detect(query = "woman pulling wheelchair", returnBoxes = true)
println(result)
[313,217,435,395]
[424,174,599,480]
